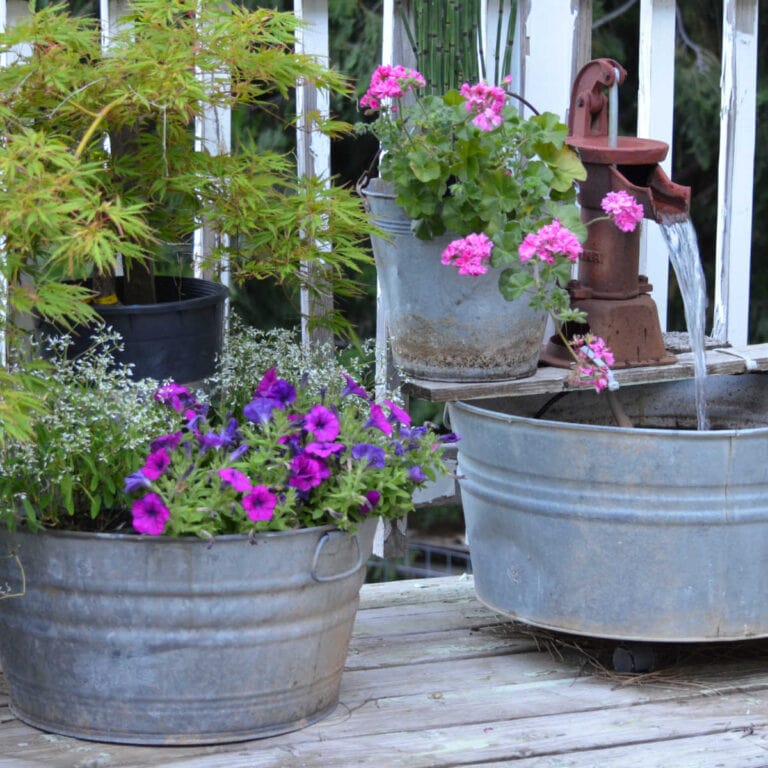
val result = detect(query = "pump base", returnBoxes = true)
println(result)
[541,294,677,369]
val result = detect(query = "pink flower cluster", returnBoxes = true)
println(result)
[441,232,494,276]
[518,219,583,265]
[360,65,426,111]
[601,190,644,232]
[569,334,617,393]
[459,81,506,131]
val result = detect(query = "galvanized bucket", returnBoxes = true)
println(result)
[449,374,768,642]
[0,517,377,745]
[360,177,547,382]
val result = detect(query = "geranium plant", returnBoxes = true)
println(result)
[357,65,645,392]
[125,370,455,537]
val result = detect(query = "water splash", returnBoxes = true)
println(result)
[659,217,710,430]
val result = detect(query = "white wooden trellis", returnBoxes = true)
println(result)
[0,0,760,349]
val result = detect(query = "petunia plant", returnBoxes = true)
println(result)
[125,369,457,537]
[357,65,645,392]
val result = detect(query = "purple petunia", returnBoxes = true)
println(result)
[304,441,346,458]
[218,468,253,493]
[341,373,368,399]
[408,465,427,483]
[150,431,183,453]
[131,493,170,536]
[364,403,393,436]
[304,405,340,442]
[360,490,381,513]
[124,470,152,494]
[384,399,411,427]
[142,448,170,481]
[288,454,331,491]
[351,443,386,469]
[242,485,278,522]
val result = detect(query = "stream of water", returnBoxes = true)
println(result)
[658,216,710,430]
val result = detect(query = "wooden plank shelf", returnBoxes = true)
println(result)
[403,342,768,402]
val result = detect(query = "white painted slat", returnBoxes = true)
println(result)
[637,0,676,330]
[712,0,759,344]
[517,0,579,118]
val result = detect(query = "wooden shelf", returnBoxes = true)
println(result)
[403,343,768,403]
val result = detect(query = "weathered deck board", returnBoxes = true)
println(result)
[3,576,768,767]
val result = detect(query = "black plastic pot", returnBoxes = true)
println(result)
[38,276,228,383]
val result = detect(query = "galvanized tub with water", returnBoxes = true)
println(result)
[449,374,768,642]
[360,177,547,382]
[0,517,377,744]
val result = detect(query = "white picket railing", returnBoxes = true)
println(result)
[0,0,761,347]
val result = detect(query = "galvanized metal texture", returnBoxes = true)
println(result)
[0,517,377,745]
[448,374,768,642]
[360,178,547,382]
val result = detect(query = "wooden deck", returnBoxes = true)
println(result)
[3,575,768,767]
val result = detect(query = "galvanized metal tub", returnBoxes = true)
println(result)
[0,517,377,745]
[360,178,547,382]
[448,374,768,642]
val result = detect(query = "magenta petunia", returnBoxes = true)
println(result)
[131,493,170,536]
[218,468,253,493]
[242,485,278,522]
[288,454,331,491]
[383,399,411,427]
[141,448,170,481]
[360,490,381,513]
[364,403,393,436]
[304,404,340,442]
[341,372,368,399]
[304,441,346,458]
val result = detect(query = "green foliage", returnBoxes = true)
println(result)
[0,331,179,531]
[0,0,381,441]
[357,81,587,321]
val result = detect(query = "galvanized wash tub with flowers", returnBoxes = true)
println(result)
[448,373,768,643]
[0,518,377,745]
[0,345,454,744]
[356,65,588,383]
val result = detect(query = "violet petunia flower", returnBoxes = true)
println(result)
[244,397,278,424]
[124,470,152,494]
[360,490,381,513]
[408,465,428,483]
[341,373,368,399]
[154,382,194,412]
[150,431,183,453]
[131,493,170,536]
[351,443,386,469]
[304,441,346,458]
[383,399,411,427]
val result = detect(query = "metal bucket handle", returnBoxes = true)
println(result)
[311,530,364,583]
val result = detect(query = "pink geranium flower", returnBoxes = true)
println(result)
[360,65,426,111]
[568,334,617,393]
[460,81,506,131]
[601,190,644,232]
[518,219,583,265]
[441,233,494,276]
